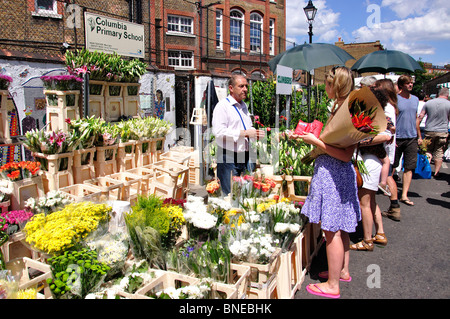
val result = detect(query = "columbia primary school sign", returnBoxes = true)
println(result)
[84,12,145,59]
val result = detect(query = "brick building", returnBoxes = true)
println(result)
[0,0,285,77]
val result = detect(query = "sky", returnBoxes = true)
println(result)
[286,0,450,66]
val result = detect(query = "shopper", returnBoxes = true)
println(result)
[391,75,419,207]
[289,66,358,298]
[212,74,264,196]
[350,83,393,251]
[416,87,450,177]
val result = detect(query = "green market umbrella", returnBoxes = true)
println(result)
[268,43,355,72]
[351,50,423,74]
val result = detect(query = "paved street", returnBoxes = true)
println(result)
[295,160,450,299]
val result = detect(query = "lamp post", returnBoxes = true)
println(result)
[303,0,317,122]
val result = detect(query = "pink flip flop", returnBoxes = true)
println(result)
[318,271,352,282]
[306,284,340,299]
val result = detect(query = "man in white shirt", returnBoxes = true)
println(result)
[212,74,264,196]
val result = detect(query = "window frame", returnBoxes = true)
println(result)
[32,0,62,18]
[216,9,223,50]
[269,18,275,56]
[230,9,244,52]
[168,50,195,70]
[250,12,263,53]
[167,15,194,36]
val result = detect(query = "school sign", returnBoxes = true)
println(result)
[85,12,145,59]
[276,65,293,95]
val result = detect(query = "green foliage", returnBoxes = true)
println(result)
[248,77,330,130]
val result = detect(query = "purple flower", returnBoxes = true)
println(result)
[0,74,13,82]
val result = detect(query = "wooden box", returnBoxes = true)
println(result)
[149,160,189,200]
[126,167,154,196]
[83,177,124,201]
[94,144,118,177]
[117,140,136,172]
[87,80,106,118]
[135,139,152,167]
[8,175,45,211]
[44,90,80,132]
[122,83,141,118]
[58,184,104,202]
[73,148,96,184]
[107,172,142,204]
[229,263,251,299]
[240,248,282,288]
[32,152,74,192]
[104,82,124,122]
[135,271,200,299]
[6,257,52,299]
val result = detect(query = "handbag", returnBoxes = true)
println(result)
[413,153,432,179]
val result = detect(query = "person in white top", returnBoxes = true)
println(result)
[212,74,265,196]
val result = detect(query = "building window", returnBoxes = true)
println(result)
[168,51,194,69]
[36,0,56,12]
[230,9,244,51]
[250,13,263,53]
[33,0,61,18]
[216,9,223,50]
[168,15,193,34]
[269,19,275,56]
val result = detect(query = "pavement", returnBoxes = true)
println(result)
[294,160,450,300]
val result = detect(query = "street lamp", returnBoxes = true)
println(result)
[304,1,318,43]
[303,0,317,122]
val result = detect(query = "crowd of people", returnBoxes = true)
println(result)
[212,70,450,299]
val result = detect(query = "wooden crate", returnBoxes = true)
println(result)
[6,257,52,299]
[212,282,238,299]
[83,177,124,201]
[8,175,45,211]
[160,151,191,166]
[32,152,74,192]
[73,148,96,184]
[44,90,80,132]
[240,248,282,288]
[135,271,200,299]
[1,231,39,263]
[87,80,106,118]
[149,160,189,200]
[59,184,104,202]
[247,273,279,299]
[122,83,141,118]
[276,240,302,299]
[117,140,137,172]
[126,167,155,196]
[150,137,165,163]
[94,144,118,177]
[285,175,312,203]
[135,139,153,167]
[229,263,251,299]
[104,82,124,122]
[107,172,142,204]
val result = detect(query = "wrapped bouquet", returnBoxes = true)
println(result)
[301,87,387,164]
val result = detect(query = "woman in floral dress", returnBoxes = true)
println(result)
[289,66,360,298]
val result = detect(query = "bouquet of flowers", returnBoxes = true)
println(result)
[40,74,83,91]
[183,195,218,241]
[1,210,34,235]
[301,87,387,164]
[24,190,73,215]
[229,224,279,264]
[206,179,221,197]
[24,201,111,255]
[46,248,110,299]
[231,174,277,208]
[0,180,12,203]
[84,231,130,280]
[0,161,41,181]
[153,278,213,299]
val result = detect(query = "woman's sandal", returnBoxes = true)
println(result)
[372,233,388,245]
[349,239,374,251]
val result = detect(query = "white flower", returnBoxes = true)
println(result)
[274,222,290,233]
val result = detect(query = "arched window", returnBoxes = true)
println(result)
[250,13,263,53]
[230,9,244,51]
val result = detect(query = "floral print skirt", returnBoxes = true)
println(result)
[301,154,361,233]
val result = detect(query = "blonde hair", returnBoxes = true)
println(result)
[326,66,354,109]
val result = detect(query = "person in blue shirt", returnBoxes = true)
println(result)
[391,75,418,208]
